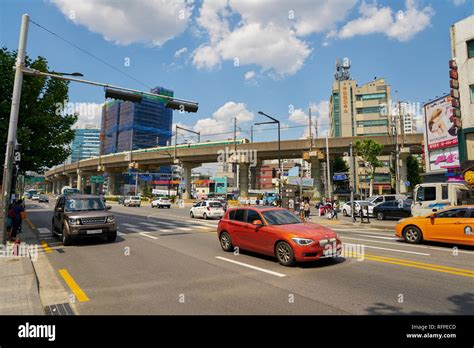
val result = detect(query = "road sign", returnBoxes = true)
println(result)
[90,176,105,183]
[405,181,410,187]
[333,174,347,181]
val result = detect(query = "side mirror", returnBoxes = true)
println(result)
[429,213,436,219]
[252,220,264,226]
[106,205,112,210]
[55,207,63,212]
[431,208,438,213]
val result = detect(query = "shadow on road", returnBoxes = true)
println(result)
[365,292,474,315]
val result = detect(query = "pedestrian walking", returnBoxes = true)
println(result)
[304,200,310,219]
[332,200,339,220]
[245,198,251,206]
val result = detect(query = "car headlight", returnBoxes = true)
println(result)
[292,237,314,246]
[68,218,80,225]
[107,216,115,223]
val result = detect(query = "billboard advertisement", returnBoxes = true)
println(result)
[424,95,459,151]
[428,147,460,172]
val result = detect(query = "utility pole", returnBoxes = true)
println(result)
[308,108,313,149]
[314,118,318,139]
[250,124,253,143]
[2,14,29,243]
[395,91,400,195]
[326,134,332,201]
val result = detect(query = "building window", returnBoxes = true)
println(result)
[355,93,387,101]
[356,106,381,114]
[357,120,388,127]
[470,85,474,103]
[468,39,474,59]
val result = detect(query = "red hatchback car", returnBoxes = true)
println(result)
[217,207,342,266]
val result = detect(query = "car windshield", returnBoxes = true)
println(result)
[131,196,140,200]
[65,198,106,212]
[209,202,223,208]
[359,202,375,206]
[262,210,302,225]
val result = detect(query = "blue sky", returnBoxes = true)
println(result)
[1,0,473,144]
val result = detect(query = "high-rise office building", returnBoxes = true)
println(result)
[70,125,100,163]
[329,59,393,195]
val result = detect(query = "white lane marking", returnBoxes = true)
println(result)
[341,236,474,255]
[357,234,398,240]
[196,226,213,230]
[177,227,192,231]
[38,227,51,235]
[126,227,143,233]
[139,232,158,240]
[362,245,430,256]
[122,223,138,228]
[117,231,126,236]
[140,222,158,227]
[215,256,286,277]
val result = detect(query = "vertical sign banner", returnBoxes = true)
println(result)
[424,95,459,151]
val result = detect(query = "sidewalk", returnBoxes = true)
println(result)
[309,213,397,230]
[0,215,44,315]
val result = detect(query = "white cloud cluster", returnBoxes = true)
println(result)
[51,0,193,46]
[289,101,330,137]
[333,0,434,42]
[192,101,254,139]
[71,102,103,129]
[174,47,188,57]
[192,0,357,76]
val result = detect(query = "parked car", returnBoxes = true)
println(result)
[31,194,40,200]
[38,194,49,203]
[218,207,342,266]
[373,200,412,220]
[124,196,141,207]
[395,206,474,246]
[190,200,225,219]
[367,194,407,205]
[51,194,116,245]
[342,201,375,217]
[209,198,228,211]
[151,197,171,208]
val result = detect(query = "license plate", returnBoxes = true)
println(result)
[86,229,102,235]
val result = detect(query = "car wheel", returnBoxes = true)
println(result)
[190,211,194,218]
[203,213,208,220]
[403,226,423,244]
[275,241,296,266]
[219,231,233,252]
[62,224,72,246]
[167,206,171,209]
[377,212,384,221]
[343,209,348,216]
[107,231,117,242]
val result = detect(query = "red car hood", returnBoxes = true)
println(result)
[271,222,337,240]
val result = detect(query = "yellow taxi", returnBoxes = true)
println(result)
[395,206,474,246]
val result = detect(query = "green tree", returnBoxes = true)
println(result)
[333,156,349,173]
[406,154,422,192]
[354,139,384,197]
[0,47,77,180]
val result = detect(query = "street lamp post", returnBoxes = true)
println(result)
[257,111,281,205]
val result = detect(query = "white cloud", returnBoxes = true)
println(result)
[51,0,193,46]
[244,70,256,80]
[452,0,466,5]
[335,0,434,42]
[289,108,309,125]
[71,102,103,129]
[311,100,330,136]
[174,47,188,57]
[212,101,254,123]
[193,0,357,76]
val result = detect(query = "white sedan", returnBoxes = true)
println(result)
[342,201,375,217]
[190,201,225,219]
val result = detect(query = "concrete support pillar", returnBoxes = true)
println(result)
[182,163,193,200]
[52,181,57,195]
[399,150,410,194]
[107,173,115,195]
[249,159,262,190]
[91,182,97,195]
[68,175,74,187]
[77,171,83,193]
[310,157,323,200]
[239,162,249,198]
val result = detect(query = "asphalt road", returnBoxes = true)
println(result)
[24,199,474,315]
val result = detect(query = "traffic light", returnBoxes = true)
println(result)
[105,88,143,103]
[165,99,199,113]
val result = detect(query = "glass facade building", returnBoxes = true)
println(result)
[70,127,101,163]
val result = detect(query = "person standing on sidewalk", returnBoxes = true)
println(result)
[9,200,24,241]
[332,200,339,220]
[304,200,310,219]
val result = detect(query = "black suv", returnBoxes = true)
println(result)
[52,194,117,245]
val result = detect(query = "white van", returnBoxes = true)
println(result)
[411,182,473,216]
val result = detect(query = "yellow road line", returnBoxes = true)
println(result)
[362,255,474,278]
[58,269,90,302]
[365,253,474,275]
[40,240,52,253]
